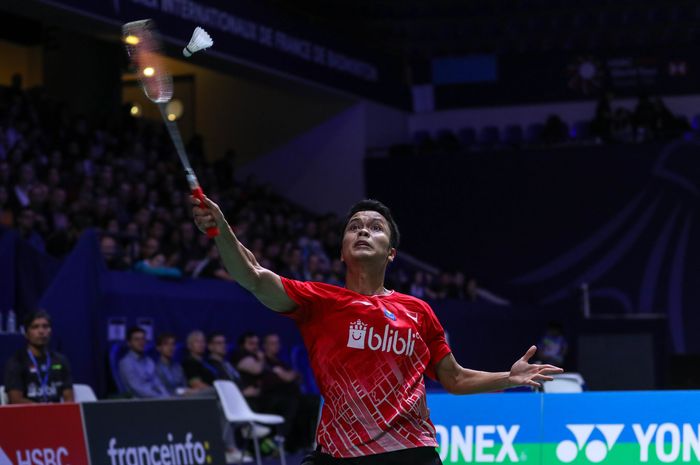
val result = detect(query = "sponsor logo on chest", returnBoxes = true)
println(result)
[346,320,418,356]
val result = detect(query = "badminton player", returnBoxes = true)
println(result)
[191,197,562,465]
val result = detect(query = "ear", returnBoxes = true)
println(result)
[388,247,397,263]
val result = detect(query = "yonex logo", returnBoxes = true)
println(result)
[556,424,624,463]
[346,320,417,355]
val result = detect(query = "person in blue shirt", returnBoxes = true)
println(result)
[119,326,169,398]
[155,332,188,396]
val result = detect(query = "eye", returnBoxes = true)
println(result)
[371,223,383,231]
[348,224,359,231]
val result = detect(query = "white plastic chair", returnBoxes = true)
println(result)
[73,383,98,402]
[213,380,286,465]
[0,385,7,405]
[542,374,584,393]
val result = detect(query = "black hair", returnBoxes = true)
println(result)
[23,310,51,331]
[126,326,146,341]
[237,331,258,346]
[207,331,226,344]
[156,332,176,346]
[342,199,400,249]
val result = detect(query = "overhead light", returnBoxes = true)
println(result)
[143,67,155,77]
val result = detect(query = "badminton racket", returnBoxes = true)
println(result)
[122,19,219,238]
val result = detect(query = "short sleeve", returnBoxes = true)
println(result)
[420,303,452,380]
[280,277,322,323]
[59,354,73,389]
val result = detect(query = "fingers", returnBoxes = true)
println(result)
[521,345,537,362]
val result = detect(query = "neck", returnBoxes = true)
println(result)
[209,353,223,362]
[28,345,45,357]
[160,356,171,365]
[344,264,388,296]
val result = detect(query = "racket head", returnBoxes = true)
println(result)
[122,19,173,103]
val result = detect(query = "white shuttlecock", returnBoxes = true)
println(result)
[183,27,213,57]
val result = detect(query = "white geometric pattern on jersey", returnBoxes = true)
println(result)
[316,341,437,456]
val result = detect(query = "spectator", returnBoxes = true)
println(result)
[541,115,568,145]
[119,326,170,398]
[261,333,320,451]
[231,332,265,406]
[182,330,215,389]
[17,207,45,252]
[0,185,13,227]
[4,310,74,403]
[409,271,427,298]
[206,332,261,398]
[101,235,130,270]
[191,246,233,281]
[633,94,656,141]
[591,92,613,143]
[134,237,182,278]
[537,321,568,367]
[155,332,189,396]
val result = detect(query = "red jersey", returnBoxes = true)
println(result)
[281,278,452,458]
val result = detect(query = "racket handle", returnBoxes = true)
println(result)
[191,186,220,238]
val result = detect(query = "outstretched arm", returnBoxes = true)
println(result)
[191,196,296,313]
[435,345,562,395]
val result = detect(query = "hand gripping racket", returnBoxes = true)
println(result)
[122,19,219,238]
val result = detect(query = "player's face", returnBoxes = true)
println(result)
[26,318,51,348]
[341,211,395,265]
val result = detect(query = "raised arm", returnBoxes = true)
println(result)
[435,345,562,394]
[191,195,296,313]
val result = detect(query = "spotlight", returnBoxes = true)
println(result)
[143,67,155,77]
[124,35,140,45]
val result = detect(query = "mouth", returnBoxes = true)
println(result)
[354,240,372,249]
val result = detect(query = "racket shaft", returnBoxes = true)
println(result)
[157,104,219,238]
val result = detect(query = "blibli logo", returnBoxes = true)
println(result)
[556,424,624,463]
[347,320,368,349]
[346,320,417,355]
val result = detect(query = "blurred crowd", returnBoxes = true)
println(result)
[590,93,690,144]
[0,77,489,302]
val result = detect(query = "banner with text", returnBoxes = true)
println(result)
[0,404,89,465]
[33,0,407,107]
[428,391,700,464]
[82,398,226,465]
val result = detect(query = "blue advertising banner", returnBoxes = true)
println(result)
[28,0,407,107]
[542,391,700,465]
[429,393,543,464]
[427,391,700,465]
